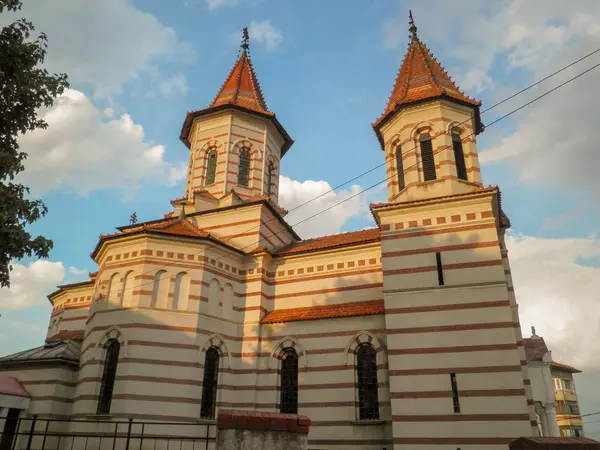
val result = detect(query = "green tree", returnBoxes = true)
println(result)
[0,0,69,287]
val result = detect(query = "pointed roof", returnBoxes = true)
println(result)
[209,39,271,115]
[373,12,482,147]
[180,28,294,155]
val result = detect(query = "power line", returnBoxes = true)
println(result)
[101,52,600,299]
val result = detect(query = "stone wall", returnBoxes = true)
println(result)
[217,409,310,450]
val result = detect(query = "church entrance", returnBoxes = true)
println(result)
[0,408,20,450]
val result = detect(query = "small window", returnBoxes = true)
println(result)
[266,163,274,198]
[238,148,250,187]
[452,132,468,181]
[200,348,220,419]
[97,339,120,414]
[205,149,217,185]
[450,373,460,413]
[356,344,380,420]
[419,133,436,181]
[395,145,405,191]
[280,348,298,414]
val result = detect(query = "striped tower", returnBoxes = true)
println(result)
[371,13,537,450]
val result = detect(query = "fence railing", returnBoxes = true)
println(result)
[0,416,217,450]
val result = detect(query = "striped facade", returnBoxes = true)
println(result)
[0,22,536,450]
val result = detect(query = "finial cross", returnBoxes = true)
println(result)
[241,27,249,50]
[409,9,418,40]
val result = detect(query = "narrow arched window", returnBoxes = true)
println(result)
[266,163,274,198]
[280,348,298,414]
[238,148,250,187]
[200,348,220,419]
[452,131,468,181]
[120,271,134,307]
[419,133,436,181]
[395,145,405,191]
[172,272,190,310]
[205,149,217,185]
[356,343,379,420]
[106,273,118,302]
[151,270,169,309]
[97,339,120,414]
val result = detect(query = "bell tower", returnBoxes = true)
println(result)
[373,13,484,203]
[178,28,293,214]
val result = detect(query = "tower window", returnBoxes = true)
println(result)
[436,252,444,286]
[266,163,274,198]
[205,149,217,185]
[419,133,436,181]
[280,348,298,414]
[356,343,380,420]
[200,348,220,419]
[97,339,120,414]
[450,373,460,413]
[238,148,250,187]
[395,145,405,191]
[452,132,468,181]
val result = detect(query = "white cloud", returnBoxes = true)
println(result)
[0,0,190,98]
[507,233,600,370]
[205,0,239,10]
[249,20,283,52]
[68,266,88,276]
[17,89,186,196]
[160,73,189,98]
[0,261,65,310]
[278,176,372,239]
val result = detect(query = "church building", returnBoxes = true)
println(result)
[0,18,537,450]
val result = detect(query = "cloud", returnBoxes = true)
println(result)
[68,266,88,276]
[507,233,600,370]
[159,73,189,98]
[278,176,372,239]
[249,20,283,52]
[17,89,186,196]
[205,0,239,10]
[0,0,190,98]
[0,261,65,310]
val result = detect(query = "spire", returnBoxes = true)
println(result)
[373,14,481,139]
[209,27,272,116]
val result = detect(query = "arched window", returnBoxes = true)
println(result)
[238,148,250,187]
[208,279,221,316]
[172,272,190,310]
[419,133,436,181]
[205,149,217,185]
[452,131,468,181]
[266,163,274,198]
[106,273,118,302]
[395,145,405,191]
[151,270,169,309]
[97,339,120,414]
[200,348,220,419]
[120,271,134,307]
[280,348,298,414]
[356,343,379,420]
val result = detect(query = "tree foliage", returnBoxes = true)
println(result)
[0,0,69,287]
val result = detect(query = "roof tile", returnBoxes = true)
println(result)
[276,228,380,256]
[261,300,384,324]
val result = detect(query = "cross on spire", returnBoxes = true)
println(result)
[241,27,250,51]
[409,10,418,41]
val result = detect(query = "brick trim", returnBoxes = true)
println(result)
[217,410,311,433]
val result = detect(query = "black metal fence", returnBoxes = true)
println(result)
[0,416,217,450]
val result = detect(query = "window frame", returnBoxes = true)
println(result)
[395,144,405,191]
[279,347,299,414]
[97,339,120,415]
[451,131,468,181]
[200,347,220,419]
[266,163,274,198]
[355,343,380,420]
[419,133,437,182]
[205,149,218,186]
[237,148,251,187]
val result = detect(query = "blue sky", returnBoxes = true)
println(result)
[1,0,600,435]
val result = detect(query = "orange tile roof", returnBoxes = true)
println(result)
[551,361,582,373]
[372,21,482,147]
[276,228,381,256]
[209,48,272,116]
[0,376,31,398]
[261,300,384,324]
[46,330,84,342]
